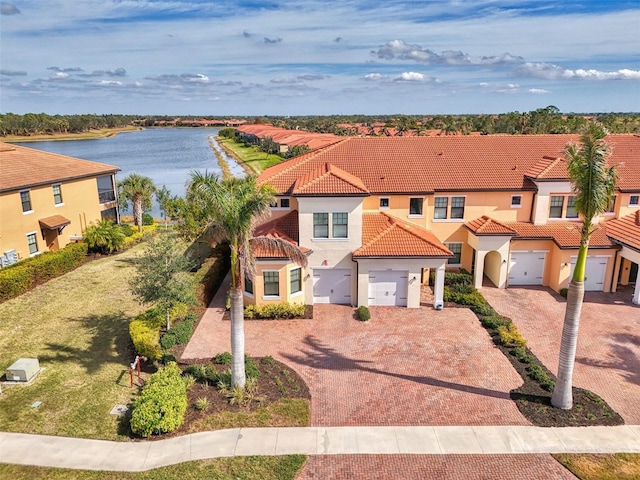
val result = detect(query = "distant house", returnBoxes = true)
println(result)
[0,142,120,265]
[249,135,640,308]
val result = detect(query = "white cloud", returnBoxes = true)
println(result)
[518,62,640,80]
[363,73,385,80]
[528,88,549,94]
[393,72,426,82]
[98,80,122,86]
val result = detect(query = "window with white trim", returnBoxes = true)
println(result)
[263,271,279,297]
[53,184,63,205]
[290,267,302,294]
[511,195,522,207]
[313,212,348,239]
[549,195,564,218]
[409,197,423,216]
[446,243,462,265]
[566,196,578,218]
[27,232,39,256]
[20,190,32,213]
[630,195,639,206]
[280,198,290,209]
[434,196,466,220]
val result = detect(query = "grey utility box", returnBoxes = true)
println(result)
[6,358,40,382]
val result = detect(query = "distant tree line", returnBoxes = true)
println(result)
[0,113,137,136]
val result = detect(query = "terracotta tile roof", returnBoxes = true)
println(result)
[258,135,640,195]
[292,163,369,196]
[353,212,452,258]
[0,142,120,193]
[506,222,615,249]
[606,211,640,251]
[465,216,518,236]
[525,156,567,180]
[39,215,71,230]
[253,210,311,258]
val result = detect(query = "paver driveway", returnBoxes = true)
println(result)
[481,284,640,424]
[183,300,529,427]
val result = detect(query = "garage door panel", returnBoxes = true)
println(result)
[368,270,408,306]
[570,257,607,291]
[313,269,351,304]
[509,252,546,286]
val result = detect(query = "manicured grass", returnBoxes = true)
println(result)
[554,453,640,480]
[3,126,143,143]
[217,137,282,174]
[0,243,150,440]
[0,456,307,480]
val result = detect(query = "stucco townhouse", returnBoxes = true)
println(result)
[0,142,120,265]
[245,134,640,308]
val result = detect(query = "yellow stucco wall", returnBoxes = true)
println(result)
[0,175,117,261]
[244,262,306,305]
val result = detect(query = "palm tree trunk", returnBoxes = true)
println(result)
[133,197,143,233]
[230,286,246,388]
[551,241,589,409]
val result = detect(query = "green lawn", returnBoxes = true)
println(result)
[217,137,282,174]
[0,456,307,480]
[0,243,149,440]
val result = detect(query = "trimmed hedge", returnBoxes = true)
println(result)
[356,305,371,321]
[129,309,164,361]
[130,362,187,437]
[159,313,196,350]
[0,242,88,302]
[244,302,306,319]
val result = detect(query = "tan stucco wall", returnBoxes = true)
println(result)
[0,175,116,260]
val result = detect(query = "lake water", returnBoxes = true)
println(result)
[16,128,245,217]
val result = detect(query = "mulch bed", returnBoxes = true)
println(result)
[130,356,310,441]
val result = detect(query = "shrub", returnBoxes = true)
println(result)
[261,356,275,365]
[160,316,195,350]
[472,303,495,316]
[511,346,534,363]
[559,288,568,298]
[130,362,187,437]
[119,223,135,237]
[443,286,487,308]
[182,374,196,390]
[497,323,526,348]
[244,302,305,319]
[129,309,164,360]
[160,333,176,350]
[161,353,176,365]
[142,213,155,226]
[526,364,555,391]
[184,363,219,384]
[0,242,88,302]
[194,397,209,411]
[356,305,371,321]
[213,352,233,365]
[84,219,125,254]
[479,314,511,329]
[245,355,261,380]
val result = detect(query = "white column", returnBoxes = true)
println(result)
[633,269,640,305]
[433,264,445,309]
[473,251,484,290]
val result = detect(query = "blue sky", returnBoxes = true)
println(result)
[1,0,639,115]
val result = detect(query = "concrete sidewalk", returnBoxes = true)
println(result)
[1,425,639,472]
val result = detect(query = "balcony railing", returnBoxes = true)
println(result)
[98,190,116,204]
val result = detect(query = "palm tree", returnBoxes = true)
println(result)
[187,172,308,388]
[118,173,157,232]
[551,123,617,409]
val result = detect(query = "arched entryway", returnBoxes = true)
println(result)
[483,250,503,287]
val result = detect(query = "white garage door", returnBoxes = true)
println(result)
[368,270,408,306]
[509,251,546,286]
[313,268,351,304]
[570,256,608,291]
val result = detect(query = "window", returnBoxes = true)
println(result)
[290,267,302,294]
[97,176,116,203]
[631,195,639,206]
[434,197,448,219]
[409,197,423,216]
[263,271,279,296]
[101,207,118,222]
[20,190,32,213]
[313,212,348,239]
[244,275,253,295]
[450,197,465,219]
[549,196,564,218]
[27,233,38,256]
[313,213,329,238]
[270,201,278,208]
[280,198,290,209]
[566,196,578,218]
[605,195,617,213]
[446,243,462,265]
[52,184,63,205]
[379,198,389,209]
[332,212,348,238]
[511,195,522,207]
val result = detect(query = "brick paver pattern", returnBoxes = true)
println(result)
[481,285,640,424]
[297,454,578,480]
